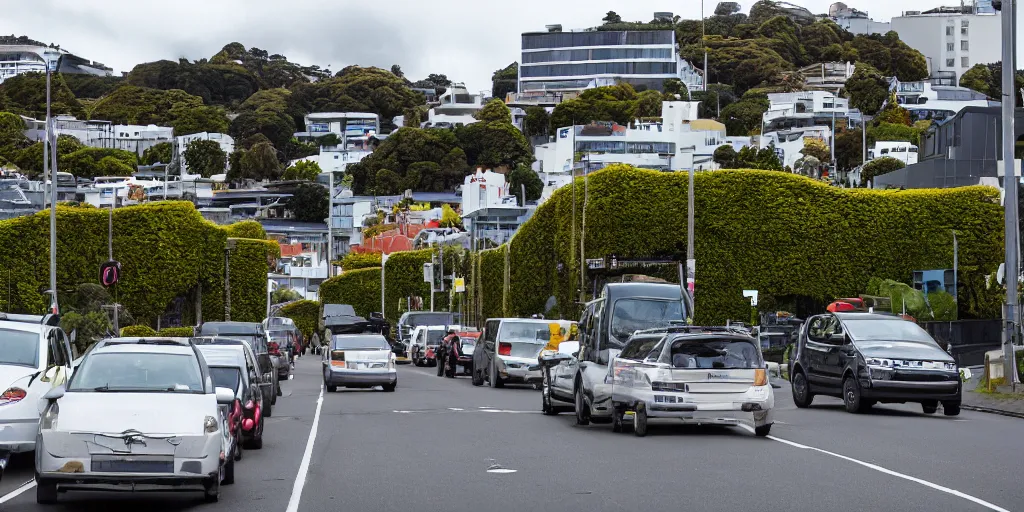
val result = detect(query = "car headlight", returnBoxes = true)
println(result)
[866,358,894,367]
[943,362,957,371]
[40,403,59,430]
[204,416,218,433]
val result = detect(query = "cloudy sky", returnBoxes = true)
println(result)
[0,0,1012,93]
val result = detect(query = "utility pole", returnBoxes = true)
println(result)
[46,55,59,313]
[1000,0,1020,389]
[687,165,695,319]
[702,0,708,92]
[108,187,118,332]
[326,171,334,278]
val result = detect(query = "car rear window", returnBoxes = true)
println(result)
[0,329,39,368]
[619,336,662,360]
[209,366,241,394]
[666,337,761,369]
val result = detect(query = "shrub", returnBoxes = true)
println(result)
[340,252,382,271]
[224,220,267,240]
[280,300,319,340]
[320,267,382,319]
[862,157,906,182]
[158,327,195,337]
[121,325,157,337]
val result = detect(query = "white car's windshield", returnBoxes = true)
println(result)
[0,329,39,368]
[844,319,936,344]
[610,299,685,346]
[665,337,762,369]
[498,322,550,343]
[70,352,205,393]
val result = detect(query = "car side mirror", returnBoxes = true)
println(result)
[215,387,235,405]
[40,365,58,383]
[43,385,65,402]
[828,332,846,345]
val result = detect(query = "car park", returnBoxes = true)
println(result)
[322,334,397,392]
[550,282,691,425]
[34,337,236,503]
[609,326,774,437]
[0,313,74,479]
[192,336,276,418]
[789,312,962,415]
[197,344,265,451]
[471,318,562,388]
[198,322,279,410]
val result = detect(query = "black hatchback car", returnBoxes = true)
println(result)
[789,312,961,415]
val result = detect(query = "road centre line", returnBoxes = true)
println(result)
[738,426,1010,512]
[0,479,36,504]
[285,384,324,512]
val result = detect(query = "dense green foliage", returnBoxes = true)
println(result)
[958,62,1024,99]
[126,59,260,107]
[0,202,277,325]
[279,300,319,339]
[224,220,267,240]
[61,74,125,99]
[523,107,550,138]
[121,325,157,337]
[88,86,229,136]
[320,268,382,319]
[340,252,383,271]
[713,143,783,170]
[61,147,138,179]
[507,163,544,204]
[491,63,518,100]
[550,83,650,130]
[287,182,329,223]
[346,128,466,194]
[0,72,84,118]
[182,139,227,178]
[141,142,173,165]
[158,327,196,337]
[844,64,889,115]
[861,156,907,182]
[282,160,322,181]
[290,66,424,132]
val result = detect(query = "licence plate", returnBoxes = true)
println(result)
[91,458,173,473]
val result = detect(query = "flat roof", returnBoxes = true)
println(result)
[306,112,379,120]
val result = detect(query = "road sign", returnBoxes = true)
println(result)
[586,258,605,270]
[100,261,121,288]
[454,278,465,292]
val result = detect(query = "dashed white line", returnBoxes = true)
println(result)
[285,384,324,512]
[0,479,36,504]
[740,426,1010,512]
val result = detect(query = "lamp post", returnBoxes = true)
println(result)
[46,53,62,314]
[999,0,1020,388]
[381,253,390,317]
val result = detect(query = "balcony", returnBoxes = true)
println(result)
[329,216,355,230]
[287,265,329,279]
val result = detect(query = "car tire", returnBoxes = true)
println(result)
[612,407,625,433]
[264,400,273,417]
[204,480,220,503]
[842,376,871,414]
[791,370,814,408]
[326,384,337,393]
[489,361,504,388]
[35,479,57,504]
[633,403,648,437]
[274,381,281,401]
[471,366,484,386]
[922,401,939,414]
[942,401,961,416]
[383,383,396,392]
[222,457,235,485]
[574,381,591,426]
[754,424,772,437]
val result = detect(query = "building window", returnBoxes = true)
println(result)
[946,26,954,36]
[946,58,955,67]
[962,56,970,68]
[961,40,969,51]
[947,42,955,51]
[961,19,969,27]
[961,27,968,35]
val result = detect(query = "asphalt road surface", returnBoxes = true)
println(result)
[2,356,1021,512]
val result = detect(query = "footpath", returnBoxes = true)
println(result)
[961,368,1024,419]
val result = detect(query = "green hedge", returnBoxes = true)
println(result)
[158,327,195,337]
[121,325,156,337]
[481,166,1004,324]
[0,201,277,325]
[339,252,382,271]
[223,220,267,240]
[279,300,319,339]
[320,268,382,319]
[479,248,505,320]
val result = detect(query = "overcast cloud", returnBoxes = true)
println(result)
[0,0,1016,93]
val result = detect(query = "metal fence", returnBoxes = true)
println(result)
[922,319,1003,367]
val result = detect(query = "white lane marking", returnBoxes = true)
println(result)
[448,408,465,411]
[486,468,517,474]
[478,406,494,409]
[740,426,1010,512]
[0,480,36,504]
[285,384,325,512]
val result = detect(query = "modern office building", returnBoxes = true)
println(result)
[827,2,891,35]
[0,38,112,84]
[519,17,704,94]
[891,3,1000,83]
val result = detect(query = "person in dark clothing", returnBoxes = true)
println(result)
[437,329,457,377]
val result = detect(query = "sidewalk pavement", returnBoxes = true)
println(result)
[962,368,1024,418]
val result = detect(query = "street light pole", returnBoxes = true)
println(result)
[1000,0,1020,388]
[46,57,58,313]
[702,0,708,92]
[687,165,695,319]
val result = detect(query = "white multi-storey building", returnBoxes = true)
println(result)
[519,19,704,94]
[22,115,173,157]
[329,190,374,257]
[422,84,486,128]
[0,41,112,84]
[891,79,998,121]
[891,4,1001,83]
[292,112,379,174]
[761,91,864,169]
[827,2,891,35]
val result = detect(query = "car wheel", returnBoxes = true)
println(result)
[612,407,625,433]
[942,401,961,416]
[574,381,591,426]
[791,370,814,408]
[490,362,505,389]
[633,403,648,437]
[35,479,57,504]
[383,383,396,392]
[222,457,235,485]
[754,424,772,437]
[471,366,484,386]
[263,396,272,417]
[204,479,220,503]
[842,376,870,414]
[922,400,939,414]
[326,384,337,393]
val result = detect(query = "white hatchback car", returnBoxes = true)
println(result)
[34,338,236,503]
[609,327,774,437]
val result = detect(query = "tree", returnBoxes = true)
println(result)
[834,129,864,172]
[491,62,519,100]
[61,148,137,179]
[862,156,906,183]
[456,121,533,170]
[125,58,260,106]
[0,72,84,119]
[290,66,424,131]
[506,163,544,205]
[316,133,343,146]
[636,90,663,117]
[682,36,787,94]
[440,203,463,228]
[720,96,768,136]
[871,122,923,146]
[794,155,822,177]
[141,142,173,165]
[61,74,124,99]
[876,92,912,126]
[475,99,512,123]
[374,169,402,195]
[713,145,739,168]
[736,143,783,171]
[287,182,329,222]
[89,86,229,135]
[346,127,461,194]
[237,142,280,181]
[523,106,550,138]
[390,64,405,79]
[959,63,993,96]
[272,287,303,304]
[182,139,227,178]
[662,78,690,101]
[282,160,322,181]
[801,138,830,162]
[603,11,623,24]
[843,63,888,116]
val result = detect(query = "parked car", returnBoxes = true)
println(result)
[409,325,448,367]
[196,346,246,463]
[789,312,961,415]
[396,311,454,359]
[0,313,74,478]
[267,329,294,380]
[196,344,265,451]
[34,337,236,503]
[198,322,278,410]
[539,340,581,415]
[609,326,774,437]
[553,282,692,425]
[192,336,276,418]
[471,318,559,388]
[322,334,397,392]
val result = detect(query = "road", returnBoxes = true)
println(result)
[2,356,1021,512]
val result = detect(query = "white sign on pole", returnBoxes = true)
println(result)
[423,263,433,284]
[743,290,759,306]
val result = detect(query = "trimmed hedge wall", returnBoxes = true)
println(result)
[340,252,382,271]
[224,220,267,240]
[158,327,195,337]
[320,268,382,319]
[479,248,505,321]
[0,202,277,325]
[121,325,156,337]
[484,166,1003,324]
[279,300,319,339]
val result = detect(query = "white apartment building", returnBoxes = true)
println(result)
[461,170,516,217]
[21,115,174,157]
[891,4,1000,83]
[299,112,379,142]
[868,141,920,166]
[827,2,891,35]
[0,42,112,84]
[329,190,374,257]
[519,20,704,94]
[761,91,864,169]
[176,132,234,178]
[422,84,486,128]
[891,79,997,122]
